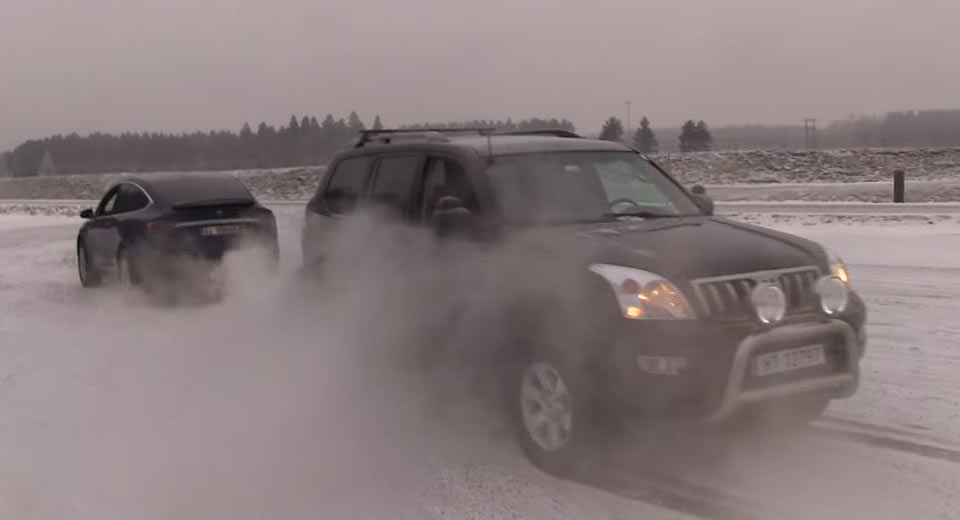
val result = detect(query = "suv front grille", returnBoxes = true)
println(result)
[691,266,821,322]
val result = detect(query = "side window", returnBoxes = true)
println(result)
[420,157,477,221]
[113,184,150,214]
[324,157,371,215]
[97,188,120,216]
[369,155,422,218]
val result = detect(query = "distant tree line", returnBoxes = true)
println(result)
[6,112,370,177]
[5,115,578,177]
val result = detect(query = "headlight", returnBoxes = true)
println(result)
[816,276,850,315]
[826,249,851,284]
[588,264,694,320]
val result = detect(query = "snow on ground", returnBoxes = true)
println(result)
[0,208,957,519]
[706,179,960,203]
[0,214,75,231]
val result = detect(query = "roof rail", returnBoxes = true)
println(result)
[355,127,497,147]
[496,129,581,138]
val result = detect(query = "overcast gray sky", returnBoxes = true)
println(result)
[2,0,959,151]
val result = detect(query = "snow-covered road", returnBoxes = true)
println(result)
[0,209,957,519]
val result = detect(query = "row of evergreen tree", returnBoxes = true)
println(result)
[5,114,586,176]
[598,116,712,153]
[6,112,379,176]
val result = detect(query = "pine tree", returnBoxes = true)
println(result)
[347,111,365,134]
[599,117,625,142]
[372,115,384,130]
[679,120,697,152]
[632,116,658,153]
[679,120,713,152]
[695,120,713,151]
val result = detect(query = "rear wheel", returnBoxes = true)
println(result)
[77,240,101,287]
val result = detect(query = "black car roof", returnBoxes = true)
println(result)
[129,173,255,206]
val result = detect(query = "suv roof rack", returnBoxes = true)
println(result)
[496,129,581,138]
[355,127,497,147]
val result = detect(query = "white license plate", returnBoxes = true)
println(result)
[752,345,826,377]
[200,224,242,236]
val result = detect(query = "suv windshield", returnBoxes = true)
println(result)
[487,151,702,224]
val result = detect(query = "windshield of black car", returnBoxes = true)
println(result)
[486,151,702,224]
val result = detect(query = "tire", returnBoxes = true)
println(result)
[514,354,596,476]
[78,240,101,288]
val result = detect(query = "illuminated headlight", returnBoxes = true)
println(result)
[588,264,694,320]
[816,276,850,315]
[826,249,851,284]
[751,283,787,325]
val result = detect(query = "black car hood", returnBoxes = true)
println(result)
[550,216,827,281]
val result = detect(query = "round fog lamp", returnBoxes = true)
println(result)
[817,276,849,315]
[751,283,787,325]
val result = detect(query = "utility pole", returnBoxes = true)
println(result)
[625,101,632,139]
[803,118,818,149]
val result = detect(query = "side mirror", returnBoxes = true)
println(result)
[690,185,714,215]
[432,196,475,237]
[80,208,94,219]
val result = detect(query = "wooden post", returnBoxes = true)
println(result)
[893,170,905,203]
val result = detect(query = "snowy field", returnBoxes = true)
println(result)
[0,206,957,519]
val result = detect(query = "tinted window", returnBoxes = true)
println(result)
[370,155,421,217]
[421,157,476,221]
[98,188,120,216]
[150,176,253,206]
[324,157,371,214]
[113,184,150,214]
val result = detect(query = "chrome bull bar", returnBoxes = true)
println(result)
[708,320,860,421]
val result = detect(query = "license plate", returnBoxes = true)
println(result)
[752,345,826,377]
[200,224,242,236]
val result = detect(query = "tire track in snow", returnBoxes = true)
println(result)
[576,463,791,520]
[810,418,960,465]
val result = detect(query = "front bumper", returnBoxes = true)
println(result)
[707,319,859,420]
[594,309,865,419]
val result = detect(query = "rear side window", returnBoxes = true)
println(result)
[420,157,477,221]
[113,184,150,214]
[324,157,371,214]
[370,155,422,218]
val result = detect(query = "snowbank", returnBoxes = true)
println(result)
[3,147,960,203]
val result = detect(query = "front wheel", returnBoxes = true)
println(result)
[78,240,101,288]
[515,357,594,476]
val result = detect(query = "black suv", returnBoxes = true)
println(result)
[302,129,866,472]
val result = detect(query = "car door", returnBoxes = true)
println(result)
[302,155,373,265]
[84,186,122,269]
[86,183,150,268]
[418,155,479,224]
[367,154,424,222]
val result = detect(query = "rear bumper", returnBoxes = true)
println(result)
[133,232,279,278]
[594,309,865,419]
